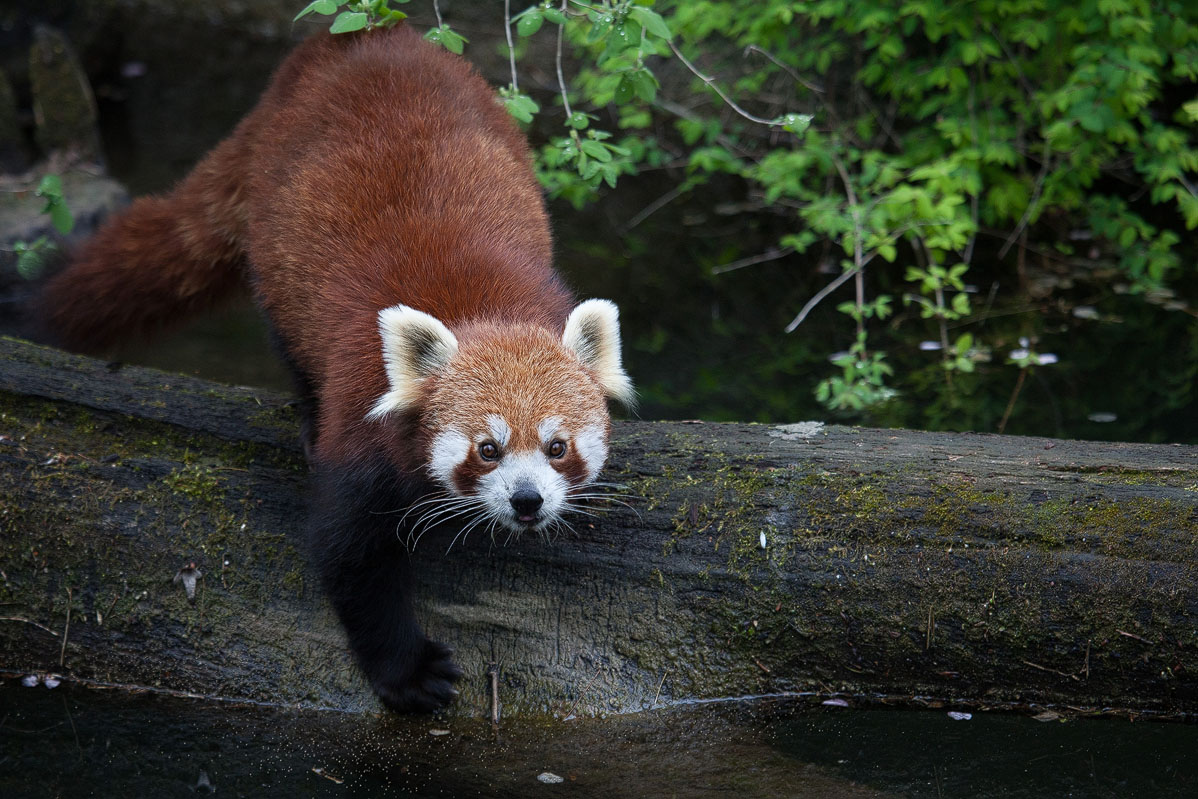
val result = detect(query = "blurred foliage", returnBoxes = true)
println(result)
[523,0,1198,437]
[297,0,1198,440]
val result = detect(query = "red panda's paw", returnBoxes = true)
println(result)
[373,639,463,713]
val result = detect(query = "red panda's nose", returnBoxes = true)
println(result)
[510,489,543,520]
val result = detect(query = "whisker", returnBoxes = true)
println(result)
[444,510,484,554]
[564,494,642,521]
[405,496,486,551]
[395,492,460,527]
[446,508,494,554]
[559,503,601,519]
[568,489,640,502]
[567,490,639,501]
[402,496,477,526]
[411,498,484,530]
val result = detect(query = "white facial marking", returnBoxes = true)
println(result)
[477,451,568,532]
[367,304,459,420]
[537,416,564,446]
[562,299,635,407]
[574,424,608,482]
[427,428,470,490]
[485,414,512,448]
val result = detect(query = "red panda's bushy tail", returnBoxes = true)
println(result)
[37,136,251,355]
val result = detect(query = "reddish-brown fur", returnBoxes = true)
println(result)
[41,25,573,467]
[425,322,609,493]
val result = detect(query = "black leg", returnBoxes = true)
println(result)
[307,458,462,712]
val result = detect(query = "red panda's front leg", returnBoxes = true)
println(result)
[307,457,462,712]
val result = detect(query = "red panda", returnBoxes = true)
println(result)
[38,24,633,712]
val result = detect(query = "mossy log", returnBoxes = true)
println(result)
[1,336,1196,718]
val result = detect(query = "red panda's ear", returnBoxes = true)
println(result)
[367,304,459,420]
[562,299,636,407]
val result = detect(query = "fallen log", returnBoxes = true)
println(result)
[1,336,1195,717]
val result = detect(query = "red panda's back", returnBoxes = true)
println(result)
[240,26,568,382]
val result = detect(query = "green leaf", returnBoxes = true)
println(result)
[501,91,540,123]
[16,249,43,279]
[543,7,567,25]
[579,139,613,162]
[13,236,50,280]
[517,9,544,36]
[48,202,74,235]
[329,11,368,33]
[438,28,460,53]
[599,162,620,188]
[35,174,64,202]
[614,74,635,104]
[777,113,813,136]
[629,6,672,40]
[566,111,592,130]
[607,20,640,54]
[36,175,73,234]
[629,68,659,102]
[294,0,340,21]
[424,24,467,54]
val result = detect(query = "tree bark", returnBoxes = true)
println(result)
[1,337,1195,717]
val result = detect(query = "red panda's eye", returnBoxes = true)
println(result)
[478,442,500,461]
[548,440,566,458]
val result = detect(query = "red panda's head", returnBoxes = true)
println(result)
[366,300,634,536]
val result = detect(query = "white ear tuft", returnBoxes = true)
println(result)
[366,304,459,420]
[562,299,635,407]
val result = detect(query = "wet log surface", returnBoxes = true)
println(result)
[1,336,1195,718]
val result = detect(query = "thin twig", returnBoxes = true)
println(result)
[1022,658,1081,681]
[563,666,603,720]
[504,0,518,91]
[59,587,72,666]
[432,0,443,27]
[622,182,691,233]
[785,266,861,333]
[784,217,954,333]
[830,147,870,339]
[962,76,980,266]
[998,368,1027,434]
[743,44,824,94]
[1116,629,1156,645]
[488,663,500,726]
[668,40,779,127]
[555,0,572,118]
[652,671,667,707]
[711,246,792,275]
[0,616,59,636]
[998,146,1052,259]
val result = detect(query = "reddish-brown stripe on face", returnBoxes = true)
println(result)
[553,445,591,487]
[451,452,494,494]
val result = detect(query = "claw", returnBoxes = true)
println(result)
[369,638,462,713]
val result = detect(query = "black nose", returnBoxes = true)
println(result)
[510,489,543,518]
